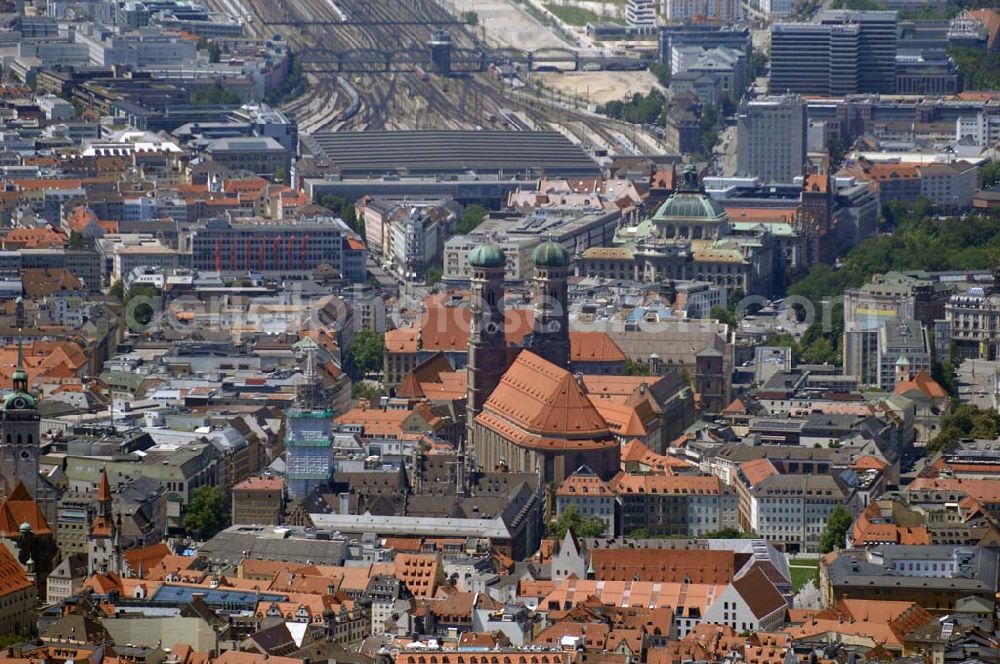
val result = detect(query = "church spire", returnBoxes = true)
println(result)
[12,297,26,394]
[97,467,111,505]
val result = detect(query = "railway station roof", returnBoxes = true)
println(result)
[304,130,601,178]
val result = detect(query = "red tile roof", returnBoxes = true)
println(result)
[907,477,1000,504]
[557,470,614,497]
[894,370,947,400]
[570,331,627,363]
[394,553,441,598]
[589,549,737,583]
[385,326,419,354]
[0,540,33,597]
[610,472,723,496]
[740,459,779,488]
[477,351,614,448]
[234,476,284,491]
[0,481,53,536]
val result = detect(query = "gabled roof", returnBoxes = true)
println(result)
[394,552,441,598]
[385,326,419,354]
[787,598,932,649]
[610,472,723,496]
[557,466,614,497]
[123,542,173,578]
[721,399,747,415]
[731,566,787,620]
[0,480,52,536]
[0,528,32,597]
[893,370,947,400]
[620,439,693,473]
[740,458,779,488]
[570,332,627,363]
[589,549,737,584]
[479,350,611,439]
[398,352,459,400]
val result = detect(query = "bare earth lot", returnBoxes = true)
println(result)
[534,70,661,106]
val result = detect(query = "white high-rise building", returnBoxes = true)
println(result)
[737,94,807,184]
[662,0,742,23]
[626,0,657,28]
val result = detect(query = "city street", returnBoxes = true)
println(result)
[956,357,1000,410]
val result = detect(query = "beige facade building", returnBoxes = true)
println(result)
[232,476,285,526]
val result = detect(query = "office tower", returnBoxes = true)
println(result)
[757,0,793,18]
[737,94,807,184]
[658,24,752,64]
[771,23,859,95]
[627,0,657,28]
[771,10,897,95]
[818,10,897,94]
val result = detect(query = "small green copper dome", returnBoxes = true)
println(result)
[468,243,505,268]
[531,239,569,267]
[3,391,37,411]
[19,522,31,533]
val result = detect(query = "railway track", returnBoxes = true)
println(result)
[207,0,653,149]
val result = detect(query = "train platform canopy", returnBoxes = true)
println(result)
[303,130,601,179]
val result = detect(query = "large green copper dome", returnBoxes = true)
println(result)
[531,239,570,268]
[655,191,727,221]
[468,243,505,268]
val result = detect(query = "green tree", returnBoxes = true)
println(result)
[763,331,802,364]
[352,382,384,400]
[191,83,240,106]
[628,527,651,539]
[625,358,650,375]
[931,359,958,399]
[456,204,488,234]
[927,403,1000,455]
[649,62,671,87]
[109,281,125,300]
[827,136,850,169]
[697,103,722,158]
[750,51,768,79]
[599,90,668,125]
[318,194,362,236]
[348,330,385,378]
[207,41,221,63]
[548,505,607,540]
[981,161,1000,189]
[265,53,308,106]
[701,527,752,539]
[425,265,443,285]
[462,10,479,24]
[819,504,853,553]
[184,486,228,539]
[124,284,161,329]
[801,336,837,365]
[69,230,86,249]
[274,166,288,185]
[950,48,1000,91]
[711,305,736,328]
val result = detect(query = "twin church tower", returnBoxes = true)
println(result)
[464,238,571,438]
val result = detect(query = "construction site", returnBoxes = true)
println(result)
[206,0,666,155]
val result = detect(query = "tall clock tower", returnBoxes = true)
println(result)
[0,298,40,499]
